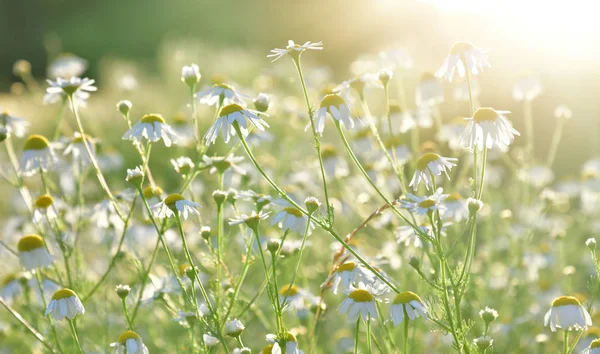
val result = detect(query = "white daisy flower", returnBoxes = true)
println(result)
[45,288,85,321]
[473,336,494,351]
[44,76,96,106]
[181,63,201,86]
[513,76,542,102]
[461,107,520,151]
[204,103,269,145]
[225,319,245,337]
[237,190,273,209]
[388,291,428,326]
[20,134,57,176]
[388,102,416,134]
[271,199,314,234]
[174,311,197,327]
[17,234,53,271]
[91,198,124,230]
[279,284,316,312]
[409,153,458,191]
[33,194,59,223]
[122,113,179,147]
[453,77,481,101]
[229,210,270,228]
[202,154,246,175]
[442,192,469,222]
[170,156,195,177]
[321,144,349,179]
[311,94,353,136]
[324,261,374,294]
[416,72,444,106]
[267,40,323,62]
[333,73,383,97]
[195,82,246,107]
[436,41,491,82]
[401,188,448,215]
[267,333,304,354]
[338,282,382,321]
[151,193,201,220]
[580,338,600,354]
[544,296,592,332]
[63,132,96,167]
[125,166,145,185]
[47,54,87,79]
[110,330,149,354]
[203,333,219,348]
[0,110,29,138]
[395,225,424,248]
[253,92,271,112]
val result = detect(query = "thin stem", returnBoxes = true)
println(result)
[403,311,409,354]
[216,173,225,309]
[366,317,372,354]
[52,99,67,141]
[36,272,64,353]
[564,331,569,354]
[546,118,565,167]
[251,227,280,332]
[122,298,133,330]
[524,99,534,159]
[281,212,313,306]
[354,318,361,354]
[67,319,84,354]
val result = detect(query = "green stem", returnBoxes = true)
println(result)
[36,272,64,353]
[67,319,84,354]
[122,298,133,330]
[403,309,409,354]
[52,99,67,141]
[354,318,361,354]
[281,212,313,306]
[366,317,372,354]
[564,331,569,354]
[216,173,225,309]
[546,118,565,168]
[251,227,281,332]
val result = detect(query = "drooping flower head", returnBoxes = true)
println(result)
[122,113,179,147]
[436,41,490,82]
[462,107,520,151]
[195,82,246,107]
[110,330,149,354]
[45,76,96,106]
[204,103,269,145]
[409,153,458,191]
[312,94,353,136]
[20,134,57,176]
[151,193,201,220]
[338,282,382,321]
[17,234,53,270]
[388,291,428,326]
[544,296,592,332]
[45,288,85,321]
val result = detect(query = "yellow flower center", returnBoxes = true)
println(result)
[211,74,227,85]
[17,234,45,252]
[143,185,163,199]
[392,291,423,304]
[51,288,77,300]
[337,262,356,272]
[420,72,436,83]
[2,274,17,286]
[389,102,403,115]
[450,41,475,56]
[349,289,373,303]
[23,134,50,151]
[279,284,299,297]
[164,193,185,207]
[72,134,92,144]
[141,114,165,124]
[552,296,581,307]
[320,94,345,110]
[283,207,303,217]
[215,82,234,90]
[420,141,438,154]
[34,194,54,209]
[419,199,436,209]
[219,103,244,118]
[118,330,141,344]
[591,338,600,348]
[446,193,462,202]
[285,332,297,342]
[416,153,441,171]
[473,108,498,123]
[262,344,274,354]
[179,264,191,276]
[320,144,337,160]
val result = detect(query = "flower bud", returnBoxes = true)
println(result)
[212,190,227,206]
[200,226,211,240]
[467,197,484,214]
[115,284,131,299]
[117,100,132,116]
[408,256,420,270]
[378,68,393,86]
[125,166,144,188]
[253,93,271,113]
[267,239,281,254]
[13,60,31,76]
[304,196,321,214]
[479,306,498,325]
[225,319,245,337]
[181,64,201,87]
[586,238,597,252]
[473,336,493,351]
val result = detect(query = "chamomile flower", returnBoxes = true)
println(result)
[436,41,491,82]
[388,102,416,134]
[267,40,323,62]
[17,234,53,270]
[125,166,144,186]
[20,134,58,176]
[45,288,85,321]
[181,63,201,87]
[0,110,29,137]
[401,188,448,215]
[170,156,195,177]
[202,154,246,175]
[409,153,458,191]
[203,333,219,348]
[267,333,304,354]
[33,194,59,223]
[151,193,201,220]
[229,210,270,229]
[237,190,273,210]
[312,94,353,135]
[544,296,592,332]
[333,73,383,97]
[442,192,469,222]
[388,291,428,326]
[338,282,382,321]
[225,319,245,337]
[324,261,374,294]
[279,284,316,312]
[44,77,97,106]
[63,132,96,167]
[462,107,520,151]
[204,103,269,145]
[122,113,179,147]
[416,72,444,106]
[513,76,542,102]
[271,199,314,234]
[195,82,246,107]
[110,330,149,354]
[581,338,600,354]
[47,54,88,79]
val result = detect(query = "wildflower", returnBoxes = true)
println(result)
[378,68,393,86]
[17,234,53,271]
[544,296,592,332]
[388,291,428,326]
[151,193,201,220]
[47,54,87,79]
[229,210,270,230]
[117,100,132,116]
[467,197,484,214]
[271,199,314,234]
[237,190,272,210]
[110,330,149,354]
[473,336,493,351]
[170,156,195,177]
[312,94,353,135]
[304,196,321,214]
[202,154,246,175]
[13,59,32,77]
[33,194,58,223]
[334,73,383,97]
[0,110,29,138]
[63,132,96,167]
[44,77,96,106]
[581,338,600,354]
[513,76,542,101]
[443,192,469,222]
[253,92,271,112]
[267,40,323,62]
[181,64,201,87]
[401,188,448,215]
[462,107,520,151]
[267,332,303,354]
[338,282,382,321]
[225,319,245,337]
[122,113,179,147]
[388,102,415,134]
[436,41,490,82]
[416,72,444,106]
[587,238,597,251]
[518,166,554,188]
[195,82,246,107]
[115,284,131,299]
[204,103,269,145]
[409,153,457,191]
[479,306,499,324]
[203,333,219,348]
[20,134,57,176]
[125,166,144,187]
[279,284,316,312]
[45,288,85,321]
[325,261,374,294]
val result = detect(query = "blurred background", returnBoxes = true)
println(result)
[1,0,599,174]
